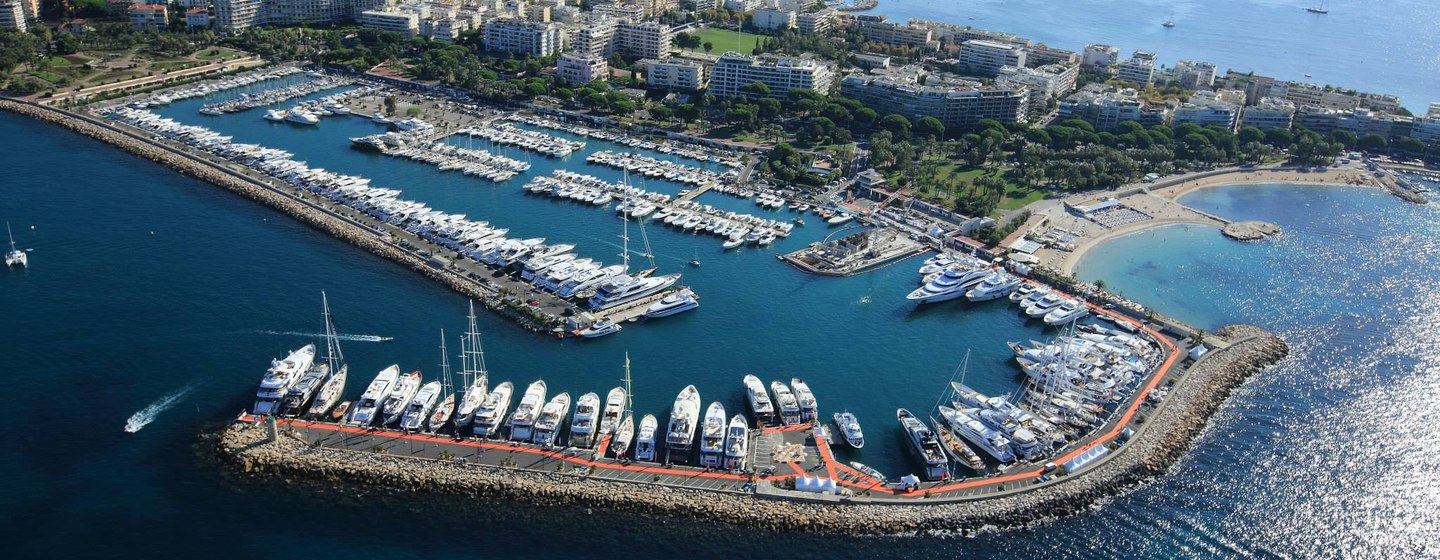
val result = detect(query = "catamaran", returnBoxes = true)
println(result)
[666,385,701,461]
[532,392,571,447]
[698,401,727,468]
[252,344,316,416]
[473,381,514,438]
[304,293,348,420]
[5,222,26,268]
[381,370,422,427]
[508,380,547,441]
[348,364,399,426]
[570,392,601,448]
[723,414,748,471]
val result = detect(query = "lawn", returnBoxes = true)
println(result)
[195,48,243,61]
[997,187,1047,210]
[689,28,766,56]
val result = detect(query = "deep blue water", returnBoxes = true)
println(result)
[866,0,1440,113]
[5,93,1440,555]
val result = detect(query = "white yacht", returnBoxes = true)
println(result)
[263,109,287,122]
[599,386,626,438]
[532,392,571,447]
[5,222,26,268]
[698,401,727,468]
[770,380,801,426]
[306,365,347,420]
[348,364,400,426]
[579,318,622,338]
[743,374,775,425]
[587,273,681,310]
[252,344,317,416]
[285,110,320,125]
[967,273,1023,302]
[790,378,818,422]
[898,408,949,481]
[906,266,992,304]
[643,289,699,318]
[380,370,422,426]
[508,380,547,441]
[611,413,635,459]
[723,414,749,471]
[400,381,442,431]
[1044,300,1090,325]
[1024,293,1067,318]
[473,381,514,437]
[666,385,701,460]
[937,405,1016,462]
[832,411,865,449]
[569,392,600,448]
[634,414,659,462]
[454,372,488,431]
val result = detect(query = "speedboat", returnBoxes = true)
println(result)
[587,273,681,310]
[611,413,635,459]
[279,362,329,417]
[400,381,442,431]
[832,411,865,449]
[473,381,514,438]
[790,378,818,422]
[598,386,626,437]
[849,461,888,484]
[666,385,701,460]
[569,392,600,448]
[898,408,949,481]
[1044,300,1090,325]
[508,380,547,441]
[348,364,400,426]
[532,392,571,447]
[634,414,659,462]
[579,318,622,338]
[743,374,775,425]
[643,289,699,318]
[698,401,727,468]
[723,414,748,471]
[380,370,422,426]
[252,344,317,416]
[771,381,801,426]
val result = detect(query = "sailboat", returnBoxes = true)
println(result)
[1306,1,1329,14]
[427,329,457,433]
[5,221,26,268]
[610,353,637,460]
[305,292,348,419]
[1162,10,1176,28]
[453,301,490,432]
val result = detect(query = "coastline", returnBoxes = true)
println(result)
[214,327,1288,536]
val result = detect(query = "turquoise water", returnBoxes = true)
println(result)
[865,0,1440,113]
[6,95,1440,555]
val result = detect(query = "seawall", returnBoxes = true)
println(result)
[0,99,565,335]
[214,327,1288,535]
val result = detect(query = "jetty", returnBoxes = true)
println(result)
[782,227,928,277]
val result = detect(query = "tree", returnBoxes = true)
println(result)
[675,103,701,122]
[740,81,770,97]
[383,96,397,116]
[650,104,674,122]
[1394,136,1426,155]
[703,41,713,54]
[1359,133,1389,152]
[913,116,945,140]
[1329,130,1358,150]
[878,114,911,140]
[1264,127,1293,148]
[1237,126,1265,145]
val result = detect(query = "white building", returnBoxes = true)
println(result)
[615,19,671,60]
[214,0,262,30]
[557,53,608,83]
[1173,90,1243,131]
[751,7,795,30]
[642,57,707,90]
[1172,60,1216,89]
[794,7,835,34]
[957,40,1026,76]
[722,0,761,11]
[709,51,835,99]
[184,7,210,27]
[129,4,169,30]
[360,8,421,36]
[997,63,1078,115]
[1058,84,1169,130]
[571,16,616,58]
[1240,96,1296,131]
[840,66,1030,129]
[483,19,562,56]
[1082,43,1119,69]
[0,0,25,31]
[1114,50,1157,86]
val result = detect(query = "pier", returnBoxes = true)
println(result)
[781,226,929,277]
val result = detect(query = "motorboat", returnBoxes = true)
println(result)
[473,381,514,438]
[937,405,1016,462]
[569,392,600,448]
[278,362,329,417]
[790,378,818,422]
[906,266,992,304]
[643,289,699,318]
[252,344,317,416]
[579,318,622,338]
[598,386,626,437]
[1044,300,1090,325]
[1024,293,1067,318]
[897,408,949,481]
[665,385,701,460]
[743,375,775,425]
[634,414,659,462]
[400,381,442,431]
[508,380,547,441]
[967,273,1023,302]
[380,370,422,426]
[587,273,681,310]
[849,461,888,484]
[723,414,748,471]
[832,411,865,449]
[771,381,801,426]
[826,214,854,226]
[285,110,320,125]
[532,392,571,447]
[698,401,727,468]
[348,364,400,426]
[263,109,287,122]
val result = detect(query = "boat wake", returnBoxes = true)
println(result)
[124,386,195,433]
[254,330,393,343]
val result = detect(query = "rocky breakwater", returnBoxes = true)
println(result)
[0,99,567,336]
[212,326,1287,536]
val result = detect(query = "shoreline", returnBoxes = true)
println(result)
[214,327,1288,535]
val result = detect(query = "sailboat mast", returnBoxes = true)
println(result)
[321,291,343,370]
[623,352,633,415]
[934,350,970,412]
[6,221,15,252]
[619,214,631,271]
[468,300,488,378]
[439,328,452,395]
